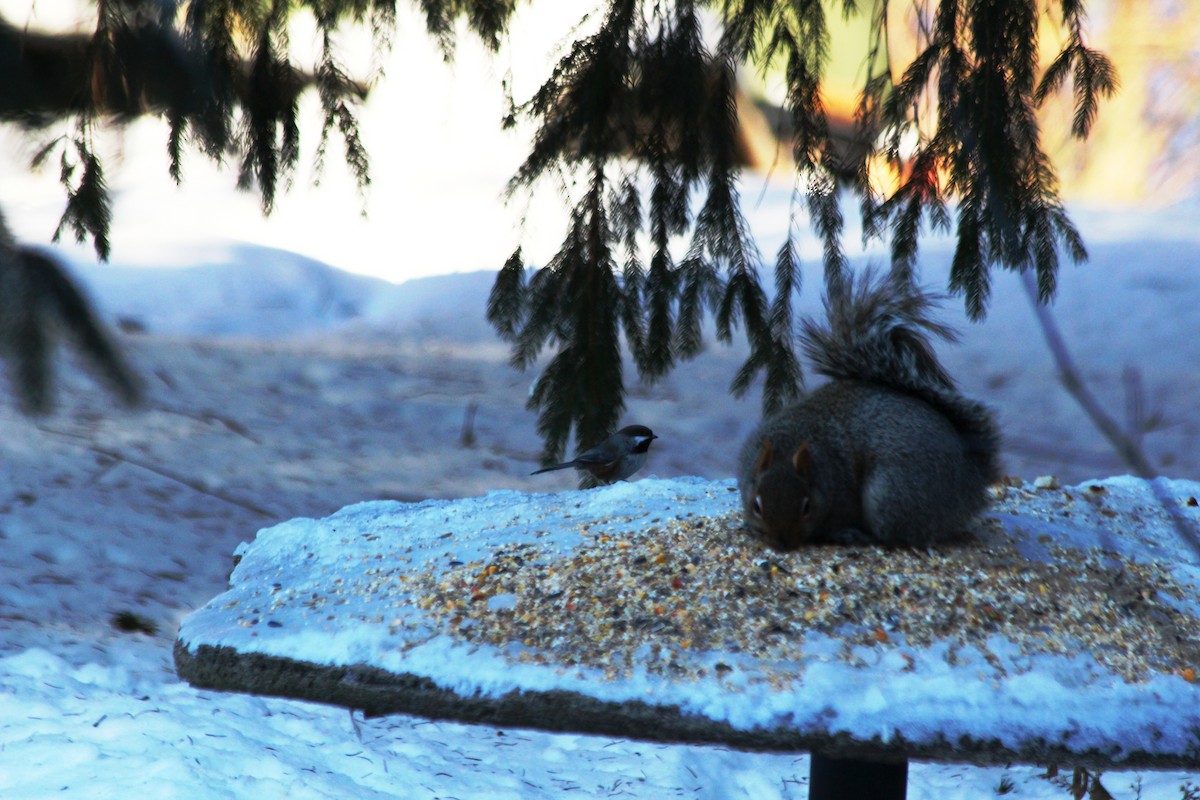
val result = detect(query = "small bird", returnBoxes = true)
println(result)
[531,425,658,484]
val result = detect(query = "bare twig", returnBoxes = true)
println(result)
[1019,271,1155,476]
[35,425,278,519]
[1000,435,1123,472]
[1122,366,1145,452]
[1019,270,1200,555]
[149,403,261,444]
[460,402,479,448]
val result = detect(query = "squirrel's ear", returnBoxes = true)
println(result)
[754,437,774,474]
[792,441,813,479]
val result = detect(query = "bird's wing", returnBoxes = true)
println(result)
[571,440,621,467]
[585,460,622,481]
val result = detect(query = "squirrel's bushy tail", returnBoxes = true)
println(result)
[801,268,1002,484]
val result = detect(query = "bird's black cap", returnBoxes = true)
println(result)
[617,424,656,439]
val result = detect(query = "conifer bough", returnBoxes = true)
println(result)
[488,0,1115,469]
[0,2,1113,451]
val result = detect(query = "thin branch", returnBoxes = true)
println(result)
[1019,270,1200,555]
[1020,271,1153,476]
[35,425,278,518]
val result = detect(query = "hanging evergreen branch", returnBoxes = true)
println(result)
[628,1,706,380]
[0,1,513,415]
[417,0,517,56]
[5,0,412,259]
[497,0,642,466]
[490,0,1114,458]
[868,0,1116,319]
[1,0,1114,437]
[508,0,639,191]
[238,2,300,213]
[729,236,804,414]
[520,163,629,466]
[42,130,114,262]
[1035,1,1119,139]
[497,0,817,460]
[485,248,528,340]
[0,212,141,414]
[611,176,647,363]
[314,32,371,201]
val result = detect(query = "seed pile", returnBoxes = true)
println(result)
[410,487,1200,686]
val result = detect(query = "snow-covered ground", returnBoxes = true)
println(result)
[1,216,1200,797]
[2,0,1199,794]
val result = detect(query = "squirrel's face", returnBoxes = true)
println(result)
[742,437,818,551]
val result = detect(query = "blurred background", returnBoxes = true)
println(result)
[2,0,1199,282]
[1,0,1199,492]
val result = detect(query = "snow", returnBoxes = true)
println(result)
[3,5,1200,788]
[58,242,390,338]
[176,476,1200,765]
[0,216,1199,796]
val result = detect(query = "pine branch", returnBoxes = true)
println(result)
[0,214,141,415]
[640,247,677,378]
[51,135,112,262]
[806,169,846,286]
[613,176,648,365]
[949,196,989,320]
[863,0,1107,322]
[1069,46,1119,138]
[529,167,626,464]
[674,254,722,359]
[8,0,1106,460]
[314,27,371,202]
[507,0,638,194]
[745,240,804,413]
[869,149,944,285]
[634,0,709,181]
[21,247,143,408]
[0,272,54,414]
[768,237,799,340]
[485,248,528,341]
[167,110,187,185]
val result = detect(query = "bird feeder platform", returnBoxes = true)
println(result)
[175,477,1200,799]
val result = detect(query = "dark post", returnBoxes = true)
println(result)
[809,754,908,800]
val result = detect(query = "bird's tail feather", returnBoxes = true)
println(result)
[530,462,576,475]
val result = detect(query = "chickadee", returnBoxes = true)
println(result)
[531,425,658,484]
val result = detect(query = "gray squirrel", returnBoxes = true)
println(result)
[736,269,1001,549]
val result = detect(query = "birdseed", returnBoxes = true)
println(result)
[409,482,1200,686]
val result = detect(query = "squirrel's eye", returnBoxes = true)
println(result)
[752,495,763,517]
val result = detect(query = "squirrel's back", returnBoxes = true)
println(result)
[738,270,1000,550]
[802,269,1002,481]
